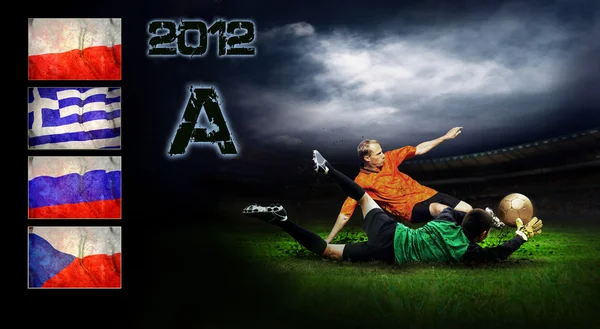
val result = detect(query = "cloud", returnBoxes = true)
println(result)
[262,22,316,39]
[229,4,599,159]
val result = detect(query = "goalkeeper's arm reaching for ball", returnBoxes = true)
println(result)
[461,217,543,265]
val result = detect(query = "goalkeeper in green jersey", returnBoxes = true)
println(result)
[242,150,543,265]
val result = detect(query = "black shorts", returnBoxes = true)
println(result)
[341,208,397,263]
[411,192,461,223]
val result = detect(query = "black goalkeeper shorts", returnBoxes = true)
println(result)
[341,208,397,263]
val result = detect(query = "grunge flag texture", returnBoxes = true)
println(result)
[29,226,122,288]
[28,18,122,80]
[28,87,121,149]
[28,156,122,219]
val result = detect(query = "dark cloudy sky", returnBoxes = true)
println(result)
[136,0,600,170]
[27,0,600,182]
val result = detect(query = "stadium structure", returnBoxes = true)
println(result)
[400,128,599,187]
[396,128,600,223]
[282,128,600,223]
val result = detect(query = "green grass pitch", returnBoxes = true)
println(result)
[138,213,600,329]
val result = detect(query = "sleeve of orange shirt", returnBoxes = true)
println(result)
[339,196,358,218]
[387,146,417,168]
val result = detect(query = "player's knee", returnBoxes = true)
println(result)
[429,203,446,216]
[322,244,344,261]
[359,194,379,213]
[358,193,373,206]
[456,201,473,213]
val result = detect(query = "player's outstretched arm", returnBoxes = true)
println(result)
[462,237,525,264]
[326,197,357,243]
[415,127,462,155]
[462,217,543,264]
[515,217,543,241]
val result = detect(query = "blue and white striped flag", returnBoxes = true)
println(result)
[28,87,121,149]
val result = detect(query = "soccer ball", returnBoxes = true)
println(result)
[497,193,534,227]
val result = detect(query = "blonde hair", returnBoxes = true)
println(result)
[357,139,379,159]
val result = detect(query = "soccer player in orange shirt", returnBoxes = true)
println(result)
[325,127,505,243]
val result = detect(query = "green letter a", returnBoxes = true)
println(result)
[168,87,237,156]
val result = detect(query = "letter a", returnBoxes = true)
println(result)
[168,87,237,156]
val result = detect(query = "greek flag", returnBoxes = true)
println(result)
[28,87,121,149]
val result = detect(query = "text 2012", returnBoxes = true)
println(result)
[148,19,256,57]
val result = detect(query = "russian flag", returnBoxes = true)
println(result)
[28,18,122,80]
[29,227,122,288]
[28,156,122,219]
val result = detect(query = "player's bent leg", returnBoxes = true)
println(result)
[428,202,448,218]
[322,244,345,260]
[454,201,473,213]
[340,242,372,262]
[359,193,381,219]
[341,240,394,263]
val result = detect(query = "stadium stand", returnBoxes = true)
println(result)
[398,128,600,222]
[401,128,599,184]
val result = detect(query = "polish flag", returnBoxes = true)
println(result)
[28,18,122,80]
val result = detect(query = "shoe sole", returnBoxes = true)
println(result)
[243,204,284,214]
[485,207,506,229]
[312,150,327,173]
[242,204,288,222]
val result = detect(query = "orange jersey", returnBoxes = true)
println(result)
[339,146,437,222]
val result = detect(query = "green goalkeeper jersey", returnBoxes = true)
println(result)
[393,219,470,264]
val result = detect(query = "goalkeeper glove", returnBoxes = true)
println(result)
[515,217,543,241]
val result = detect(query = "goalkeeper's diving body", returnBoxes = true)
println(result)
[242,150,543,265]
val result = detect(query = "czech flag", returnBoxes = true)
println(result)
[29,227,122,288]
[28,18,122,80]
[28,156,122,219]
